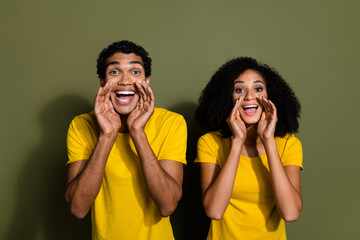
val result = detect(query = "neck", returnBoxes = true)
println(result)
[244,124,260,146]
[119,114,129,133]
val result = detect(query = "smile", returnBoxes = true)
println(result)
[242,105,259,115]
[115,90,136,104]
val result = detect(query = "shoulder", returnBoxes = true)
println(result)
[149,108,186,127]
[71,112,95,124]
[275,134,302,149]
[152,108,185,121]
[198,131,228,147]
[276,133,303,166]
[69,112,97,134]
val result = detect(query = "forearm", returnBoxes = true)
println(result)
[65,133,116,218]
[202,140,242,220]
[131,130,182,217]
[264,139,302,221]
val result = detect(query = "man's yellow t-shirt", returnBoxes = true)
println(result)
[195,132,303,240]
[67,108,187,240]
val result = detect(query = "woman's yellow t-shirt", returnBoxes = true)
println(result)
[67,108,187,240]
[195,132,303,240]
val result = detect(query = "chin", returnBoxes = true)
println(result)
[113,105,137,116]
[110,96,138,116]
[241,115,262,126]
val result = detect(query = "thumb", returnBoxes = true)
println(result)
[260,112,266,122]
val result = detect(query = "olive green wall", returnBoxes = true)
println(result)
[1,0,359,239]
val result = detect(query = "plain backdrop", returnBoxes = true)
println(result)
[1,0,359,239]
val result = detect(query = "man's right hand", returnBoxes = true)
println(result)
[94,82,121,136]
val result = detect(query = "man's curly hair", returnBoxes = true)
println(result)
[96,40,152,79]
[196,57,301,138]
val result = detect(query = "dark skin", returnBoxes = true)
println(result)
[65,53,184,218]
[200,70,302,221]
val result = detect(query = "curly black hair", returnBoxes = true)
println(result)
[196,57,301,138]
[96,40,152,79]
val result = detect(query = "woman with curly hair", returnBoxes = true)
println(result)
[195,57,303,240]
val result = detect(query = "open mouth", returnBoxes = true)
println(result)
[115,90,135,104]
[242,105,259,114]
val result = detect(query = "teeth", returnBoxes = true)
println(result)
[243,105,258,109]
[115,90,135,95]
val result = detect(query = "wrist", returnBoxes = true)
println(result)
[231,137,245,150]
[231,136,245,144]
[262,137,276,147]
[99,132,117,141]
[129,128,146,138]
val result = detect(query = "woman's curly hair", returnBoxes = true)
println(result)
[196,57,301,138]
[96,40,152,79]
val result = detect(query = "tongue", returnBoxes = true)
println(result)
[119,95,132,100]
[118,95,132,102]
[244,108,257,114]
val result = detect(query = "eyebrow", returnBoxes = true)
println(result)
[234,80,265,84]
[106,61,144,68]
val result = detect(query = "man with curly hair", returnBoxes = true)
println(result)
[65,40,187,240]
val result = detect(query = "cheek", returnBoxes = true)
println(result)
[105,76,117,82]
[232,92,243,102]
[259,89,268,98]
[259,92,268,98]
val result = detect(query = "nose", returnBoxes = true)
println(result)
[117,73,132,86]
[244,90,256,101]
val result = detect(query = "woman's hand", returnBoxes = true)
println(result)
[127,79,155,134]
[257,96,277,142]
[94,82,121,136]
[226,97,247,142]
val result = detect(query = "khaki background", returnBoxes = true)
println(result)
[1,0,359,239]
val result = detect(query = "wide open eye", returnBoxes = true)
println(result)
[235,88,244,93]
[109,70,119,75]
[132,70,141,75]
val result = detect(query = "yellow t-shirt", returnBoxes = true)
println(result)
[195,132,303,240]
[67,108,187,240]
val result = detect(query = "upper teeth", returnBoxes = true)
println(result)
[243,105,257,109]
[116,91,135,94]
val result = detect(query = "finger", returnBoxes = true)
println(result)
[136,80,147,103]
[104,83,112,104]
[234,106,241,121]
[95,86,103,103]
[259,96,270,113]
[256,96,267,114]
[135,82,145,110]
[267,99,277,118]
[133,100,140,111]
[260,111,266,121]
[230,98,240,119]
[101,82,111,95]
[262,97,275,115]
[147,86,155,108]
[237,97,247,124]
[95,82,111,104]
[141,80,150,103]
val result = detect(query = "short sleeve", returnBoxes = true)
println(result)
[282,135,303,169]
[157,115,187,165]
[195,133,219,165]
[66,116,93,165]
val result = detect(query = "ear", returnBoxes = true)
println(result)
[145,77,150,86]
[100,79,105,87]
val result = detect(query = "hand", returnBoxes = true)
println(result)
[256,96,277,142]
[226,97,247,142]
[94,82,121,136]
[127,79,155,134]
